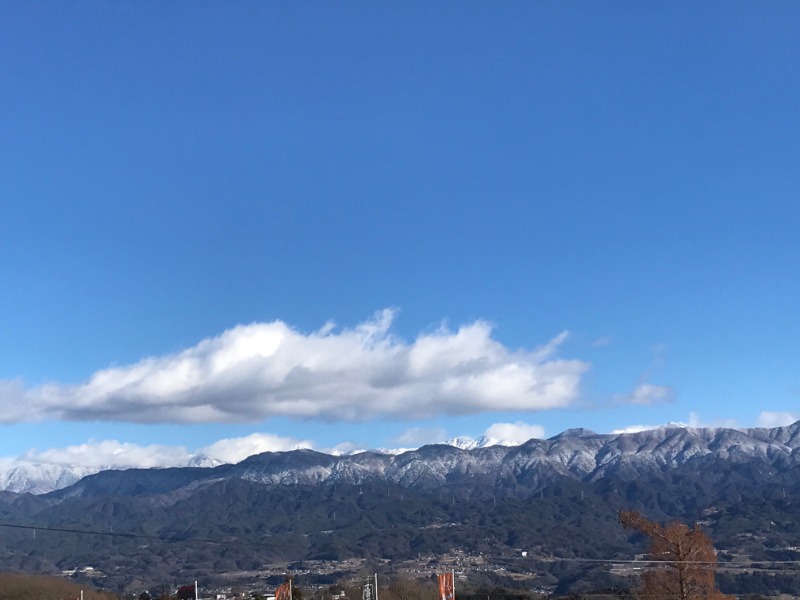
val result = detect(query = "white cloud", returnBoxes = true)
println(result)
[617,383,672,405]
[198,433,312,464]
[19,440,191,469]
[1,310,588,424]
[757,411,799,428]
[483,421,545,443]
[6,431,316,472]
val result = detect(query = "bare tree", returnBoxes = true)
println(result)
[618,510,730,600]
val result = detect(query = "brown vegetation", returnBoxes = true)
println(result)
[618,510,731,600]
[0,573,116,600]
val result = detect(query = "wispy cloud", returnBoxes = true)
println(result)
[616,383,672,405]
[1,310,588,425]
[609,343,673,408]
[757,411,799,428]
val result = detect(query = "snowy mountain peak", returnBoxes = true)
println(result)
[0,462,99,495]
[187,455,226,468]
[443,435,518,450]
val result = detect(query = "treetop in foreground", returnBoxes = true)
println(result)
[619,510,731,600]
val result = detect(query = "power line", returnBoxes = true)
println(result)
[502,555,800,566]
[0,522,220,544]
[4,521,800,572]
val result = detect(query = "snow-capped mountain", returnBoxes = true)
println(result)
[187,455,227,468]
[340,434,513,456]
[40,421,800,500]
[0,462,100,495]
[0,452,226,494]
[444,434,517,450]
[5,422,800,598]
[6,422,800,495]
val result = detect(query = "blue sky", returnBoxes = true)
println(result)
[1,3,799,469]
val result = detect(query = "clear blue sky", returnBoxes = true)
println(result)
[1,3,799,467]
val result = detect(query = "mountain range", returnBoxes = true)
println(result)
[3,422,800,595]
[0,434,515,495]
[40,421,800,497]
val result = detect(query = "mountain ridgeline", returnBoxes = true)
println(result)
[3,423,800,595]
[47,422,800,498]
